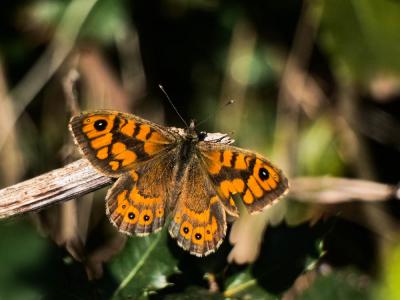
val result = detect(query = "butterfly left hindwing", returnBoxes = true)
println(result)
[106,156,174,236]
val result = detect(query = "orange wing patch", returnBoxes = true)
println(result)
[119,119,136,137]
[96,147,109,160]
[90,133,113,149]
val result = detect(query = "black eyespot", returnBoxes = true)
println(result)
[94,119,108,131]
[128,212,135,219]
[183,227,189,234]
[195,233,202,240]
[198,131,207,141]
[258,167,270,180]
[144,215,150,221]
[122,205,126,209]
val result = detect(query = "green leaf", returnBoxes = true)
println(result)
[224,268,276,300]
[298,268,372,300]
[110,229,179,299]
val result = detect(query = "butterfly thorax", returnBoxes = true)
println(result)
[178,120,200,164]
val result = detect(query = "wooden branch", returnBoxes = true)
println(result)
[0,159,112,219]
[0,158,398,220]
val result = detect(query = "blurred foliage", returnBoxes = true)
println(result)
[0,0,400,299]
[297,268,372,300]
[319,0,400,84]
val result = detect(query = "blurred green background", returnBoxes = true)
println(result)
[0,0,400,299]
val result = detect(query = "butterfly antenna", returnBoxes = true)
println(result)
[196,99,235,127]
[159,84,188,127]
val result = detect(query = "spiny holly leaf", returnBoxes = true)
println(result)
[109,229,179,299]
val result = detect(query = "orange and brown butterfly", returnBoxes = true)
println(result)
[69,110,288,256]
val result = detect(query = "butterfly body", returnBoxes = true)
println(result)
[69,111,288,256]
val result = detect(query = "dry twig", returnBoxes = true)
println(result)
[0,159,112,219]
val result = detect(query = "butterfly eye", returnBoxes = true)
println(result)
[94,119,108,131]
[198,131,207,141]
[258,167,270,181]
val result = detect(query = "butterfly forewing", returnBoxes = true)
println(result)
[198,143,289,215]
[69,111,177,176]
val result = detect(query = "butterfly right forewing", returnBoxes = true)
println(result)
[199,142,289,216]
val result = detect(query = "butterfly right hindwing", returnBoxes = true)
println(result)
[168,153,227,256]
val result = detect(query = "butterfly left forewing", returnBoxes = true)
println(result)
[198,143,289,216]
[69,110,177,176]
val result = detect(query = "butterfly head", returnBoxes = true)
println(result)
[185,119,207,142]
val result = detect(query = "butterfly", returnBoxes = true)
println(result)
[69,110,288,256]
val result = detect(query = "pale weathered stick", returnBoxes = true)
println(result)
[0,159,112,219]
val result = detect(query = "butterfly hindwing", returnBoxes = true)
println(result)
[168,157,227,257]
[106,154,176,235]
[69,110,177,176]
[199,143,289,216]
